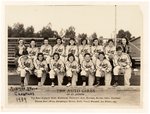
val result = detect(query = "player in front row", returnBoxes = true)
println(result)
[113,46,132,87]
[34,53,48,86]
[80,53,95,86]
[95,52,112,86]
[17,53,34,87]
[49,53,65,87]
[65,53,80,87]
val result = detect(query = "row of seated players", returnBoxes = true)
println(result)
[17,44,132,87]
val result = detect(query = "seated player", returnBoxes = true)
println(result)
[53,37,65,61]
[34,53,48,86]
[49,53,65,87]
[27,39,39,61]
[65,53,80,87]
[113,46,132,87]
[91,38,104,64]
[40,37,53,63]
[17,53,34,87]
[79,38,91,64]
[80,53,95,86]
[95,52,112,86]
[65,38,79,62]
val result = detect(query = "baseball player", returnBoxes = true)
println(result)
[65,38,79,62]
[49,53,65,87]
[15,39,28,66]
[104,39,116,61]
[95,52,112,86]
[65,53,80,87]
[79,38,91,64]
[27,39,39,61]
[80,53,95,86]
[113,46,132,87]
[91,38,104,64]
[34,53,48,86]
[17,53,34,87]
[53,37,65,61]
[40,37,53,63]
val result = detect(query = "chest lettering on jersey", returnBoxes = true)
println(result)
[54,63,61,69]
[43,49,50,53]
[69,49,75,54]
[71,65,77,69]
[24,62,30,68]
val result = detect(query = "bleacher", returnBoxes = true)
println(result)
[8,37,140,66]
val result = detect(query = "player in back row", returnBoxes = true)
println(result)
[16,36,132,87]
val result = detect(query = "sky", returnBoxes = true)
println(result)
[5,5,143,38]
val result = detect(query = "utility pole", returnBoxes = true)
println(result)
[115,5,117,47]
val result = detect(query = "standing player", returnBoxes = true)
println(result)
[91,38,104,64]
[104,39,116,62]
[79,38,91,64]
[113,46,132,87]
[40,37,53,63]
[65,53,80,87]
[17,53,34,87]
[15,39,27,66]
[95,52,112,86]
[34,53,48,86]
[65,38,79,62]
[53,37,65,61]
[80,53,95,86]
[27,39,39,61]
[49,53,65,87]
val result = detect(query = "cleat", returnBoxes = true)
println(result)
[113,82,118,87]
[66,83,71,87]
[38,82,41,86]
[82,82,86,86]
[51,82,55,87]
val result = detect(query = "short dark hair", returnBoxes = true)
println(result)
[43,37,49,41]
[92,38,99,45]
[69,38,76,45]
[107,39,114,44]
[81,38,88,45]
[37,53,44,61]
[56,37,62,44]
[53,52,60,60]
[67,53,75,61]
[30,39,36,47]
[121,37,129,45]
[84,53,91,57]
[98,52,106,59]
[116,46,123,51]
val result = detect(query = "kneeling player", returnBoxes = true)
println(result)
[65,53,79,87]
[80,53,95,86]
[113,46,132,87]
[95,52,112,86]
[34,53,48,86]
[17,54,34,87]
[49,53,65,87]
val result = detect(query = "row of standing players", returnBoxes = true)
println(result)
[15,37,132,87]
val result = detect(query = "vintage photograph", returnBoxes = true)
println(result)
[6,4,141,107]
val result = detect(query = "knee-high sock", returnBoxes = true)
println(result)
[38,77,41,82]
[21,77,25,83]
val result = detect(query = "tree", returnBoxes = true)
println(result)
[39,26,54,38]
[25,26,34,37]
[8,26,12,37]
[64,26,76,38]
[91,32,97,39]
[11,23,25,37]
[117,29,132,41]
[78,33,87,39]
